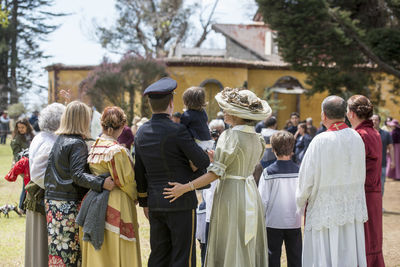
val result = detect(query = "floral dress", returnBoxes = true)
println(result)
[45,199,81,266]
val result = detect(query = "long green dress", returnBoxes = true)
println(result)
[205,125,268,267]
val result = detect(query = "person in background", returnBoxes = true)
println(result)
[29,111,39,127]
[25,103,65,267]
[0,111,10,144]
[11,118,35,213]
[255,115,270,133]
[347,95,385,267]
[11,118,35,162]
[197,118,225,266]
[297,95,368,266]
[260,116,278,168]
[259,130,301,267]
[381,117,393,132]
[371,114,394,196]
[287,112,300,135]
[387,119,400,180]
[44,101,114,267]
[117,125,134,151]
[306,117,317,138]
[217,111,229,129]
[316,121,327,135]
[171,112,182,123]
[293,123,312,165]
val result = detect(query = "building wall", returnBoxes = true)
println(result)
[167,65,248,118]
[47,66,400,127]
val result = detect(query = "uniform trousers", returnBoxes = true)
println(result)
[267,227,302,267]
[149,209,196,267]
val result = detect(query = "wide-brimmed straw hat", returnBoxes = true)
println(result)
[215,87,272,121]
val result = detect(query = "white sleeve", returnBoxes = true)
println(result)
[296,139,316,214]
[30,144,52,189]
[258,169,270,217]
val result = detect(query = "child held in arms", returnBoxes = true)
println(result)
[258,130,302,267]
[180,87,214,152]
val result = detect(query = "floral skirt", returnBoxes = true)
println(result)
[45,199,81,267]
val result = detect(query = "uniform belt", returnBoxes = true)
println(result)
[224,174,257,245]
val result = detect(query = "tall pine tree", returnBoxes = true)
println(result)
[0,0,65,110]
[256,0,400,105]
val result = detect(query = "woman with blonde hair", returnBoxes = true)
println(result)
[44,101,115,267]
[80,106,141,267]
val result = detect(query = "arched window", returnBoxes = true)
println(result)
[200,79,223,120]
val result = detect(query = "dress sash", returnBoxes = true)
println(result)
[224,174,257,245]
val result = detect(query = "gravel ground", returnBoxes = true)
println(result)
[382,178,400,267]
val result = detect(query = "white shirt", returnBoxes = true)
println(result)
[296,128,368,231]
[258,164,301,229]
[29,132,57,189]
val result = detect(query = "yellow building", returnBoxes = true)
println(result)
[45,57,400,129]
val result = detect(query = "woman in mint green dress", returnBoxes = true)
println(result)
[164,87,271,267]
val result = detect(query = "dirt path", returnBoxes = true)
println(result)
[382,178,400,267]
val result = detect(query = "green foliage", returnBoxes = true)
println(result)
[256,0,400,104]
[81,56,167,124]
[0,0,66,109]
[0,5,8,27]
[7,102,25,119]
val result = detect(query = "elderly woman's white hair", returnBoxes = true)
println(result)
[38,103,66,133]
[209,119,225,131]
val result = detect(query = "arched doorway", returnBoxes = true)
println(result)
[200,79,223,120]
[268,76,305,129]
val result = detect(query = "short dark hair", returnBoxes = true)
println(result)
[347,95,373,120]
[148,94,173,113]
[270,130,295,157]
[322,96,347,120]
[265,116,277,128]
[290,112,299,118]
[182,87,206,110]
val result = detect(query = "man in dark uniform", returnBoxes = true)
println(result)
[134,77,210,267]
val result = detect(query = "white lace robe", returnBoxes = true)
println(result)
[296,127,368,267]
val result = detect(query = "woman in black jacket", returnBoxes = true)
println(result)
[44,101,115,267]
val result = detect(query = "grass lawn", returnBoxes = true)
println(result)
[0,139,201,266]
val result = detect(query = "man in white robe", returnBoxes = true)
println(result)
[296,95,368,267]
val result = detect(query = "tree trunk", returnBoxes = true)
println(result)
[0,0,9,110]
[9,0,17,103]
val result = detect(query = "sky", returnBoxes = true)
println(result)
[25,0,257,109]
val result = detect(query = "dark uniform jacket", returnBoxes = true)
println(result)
[134,113,210,211]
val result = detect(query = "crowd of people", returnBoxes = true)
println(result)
[2,76,400,267]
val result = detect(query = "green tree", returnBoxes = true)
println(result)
[256,0,400,105]
[97,0,196,58]
[0,5,8,27]
[0,0,65,110]
[81,56,167,124]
